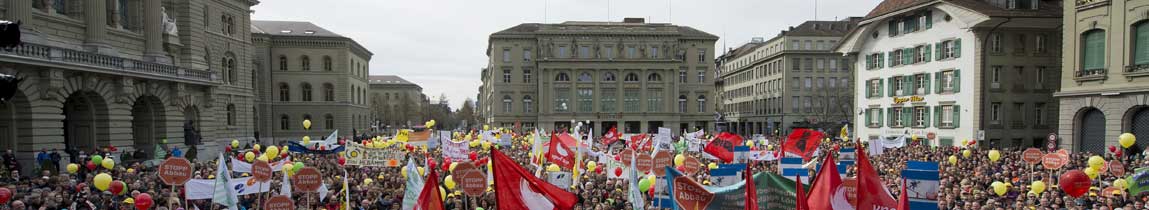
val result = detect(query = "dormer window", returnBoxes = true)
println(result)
[280,30,292,33]
[304,30,316,34]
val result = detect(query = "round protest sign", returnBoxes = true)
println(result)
[251,160,272,182]
[452,162,487,197]
[652,151,672,176]
[158,158,192,185]
[263,195,295,210]
[292,167,323,192]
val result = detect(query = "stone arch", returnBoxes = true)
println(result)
[182,105,201,145]
[0,87,32,154]
[62,90,111,152]
[1123,105,1149,150]
[1074,107,1106,154]
[131,95,165,160]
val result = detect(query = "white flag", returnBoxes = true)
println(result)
[212,153,238,210]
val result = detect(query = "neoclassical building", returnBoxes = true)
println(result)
[478,18,719,134]
[1056,0,1149,153]
[367,75,426,131]
[0,0,260,170]
[252,21,373,143]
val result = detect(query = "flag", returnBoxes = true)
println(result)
[666,166,713,210]
[212,153,239,210]
[704,132,743,163]
[745,164,757,210]
[784,129,824,161]
[603,127,621,146]
[492,149,577,210]
[855,143,897,209]
[414,163,444,210]
[280,167,292,196]
[795,174,808,210]
[547,133,577,169]
[1127,167,1149,197]
[806,153,850,210]
[629,134,650,150]
[401,158,425,210]
[342,169,351,210]
[319,183,329,202]
[839,126,848,140]
[897,178,909,210]
[627,150,646,210]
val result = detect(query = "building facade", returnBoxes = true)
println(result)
[478,18,719,134]
[837,0,1062,147]
[716,19,859,137]
[0,0,260,170]
[1056,0,1149,153]
[368,75,426,131]
[252,21,372,143]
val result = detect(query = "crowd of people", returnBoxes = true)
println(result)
[0,130,1147,210]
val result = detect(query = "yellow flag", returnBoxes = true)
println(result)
[840,125,849,140]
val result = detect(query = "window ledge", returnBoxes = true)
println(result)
[1123,65,1149,78]
[938,125,956,129]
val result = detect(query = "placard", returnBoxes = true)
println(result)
[672,175,715,208]
[452,163,487,197]
[345,143,405,167]
[652,151,672,176]
[158,157,192,185]
[682,156,701,174]
[251,160,271,182]
[1022,148,1043,165]
[1109,161,1126,177]
[636,153,653,174]
[546,172,572,190]
[1041,153,1065,170]
[263,195,295,210]
[292,167,322,192]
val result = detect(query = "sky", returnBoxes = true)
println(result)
[251,0,882,109]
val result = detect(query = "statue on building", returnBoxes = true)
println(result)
[161,7,178,36]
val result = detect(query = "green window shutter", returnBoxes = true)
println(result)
[935,42,943,60]
[879,108,885,127]
[924,45,932,62]
[879,78,885,97]
[866,55,873,69]
[924,107,931,128]
[925,11,933,29]
[887,78,895,97]
[954,39,962,58]
[1083,30,1106,70]
[888,107,895,126]
[1137,23,1149,65]
[904,75,913,96]
[887,51,894,66]
[953,69,961,93]
[902,107,912,127]
[934,72,943,94]
[879,52,885,67]
[923,74,931,94]
[865,109,872,126]
[865,80,872,98]
[934,106,942,127]
[953,105,961,128]
[889,21,898,36]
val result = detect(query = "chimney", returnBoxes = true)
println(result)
[623,18,645,23]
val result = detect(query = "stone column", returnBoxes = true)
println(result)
[7,0,40,43]
[83,0,110,52]
[108,0,121,29]
[143,0,166,62]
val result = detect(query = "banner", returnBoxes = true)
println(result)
[1129,167,1149,196]
[705,172,805,210]
[442,138,470,161]
[287,141,345,154]
[839,148,856,161]
[546,171,573,191]
[903,161,940,209]
[654,127,673,151]
[344,143,406,167]
[231,158,290,173]
[879,135,907,148]
[185,177,271,199]
[708,164,745,187]
[747,150,778,161]
[687,137,702,152]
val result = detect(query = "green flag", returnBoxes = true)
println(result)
[705,172,806,210]
[1128,167,1149,196]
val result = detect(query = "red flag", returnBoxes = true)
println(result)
[704,132,742,163]
[547,133,577,169]
[807,154,850,210]
[603,127,621,146]
[855,143,898,209]
[628,133,650,150]
[784,129,824,161]
[745,165,757,210]
[415,164,445,210]
[492,149,577,210]
[897,178,909,210]
[796,174,808,210]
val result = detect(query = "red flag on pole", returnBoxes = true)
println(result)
[493,149,578,210]
[415,164,445,210]
[745,165,758,210]
[547,133,577,169]
[704,132,743,163]
[796,174,808,210]
[603,127,621,146]
[783,129,824,161]
[856,142,898,209]
[897,178,910,210]
[806,154,850,210]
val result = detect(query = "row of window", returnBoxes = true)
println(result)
[279,55,334,71]
[888,10,933,37]
[1079,23,1149,75]
[502,46,708,62]
[542,71,706,83]
[988,102,1048,127]
[279,114,336,130]
[988,33,1051,55]
[865,105,959,128]
[724,39,840,71]
[278,83,336,102]
[790,57,851,72]
[865,70,960,98]
[788,77,851,92]
[498,92,708,114]
[865,39,961,70]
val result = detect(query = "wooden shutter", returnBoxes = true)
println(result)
[953,69,961,93]
[934,106,942,127]
[953,105,961,128]
[954,39,962,58]
[902,107,913,127]
[923,74,931,94]
[924,45,932,62]
[935,42,943,60]
[935,72,943,94]
[887,77,895,97]
[865,109,873,126]
[879,108,885,127]
[879,78,885,97]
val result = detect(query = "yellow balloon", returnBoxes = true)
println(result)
[708,162,718,169]
[256,155,269,162]
[1088,156,1105,169]
[1030,181,1046,194]
[93,173,113,191]
[1084,167,1099,180]
[283,163,294,173]
[962,149,971,158]
[481,141,492,150]
[444,175,457,189]
[992,181,1007,196]
[245,151,255,162]
[127,168,135,174]
[767,145,774,150]
[253,144,262,152]
[1114,178,1128,190]
[364,178,374,185]
[401,167,409,178]
[231,139,240,148]
[303,119,312,129]
[586,161,597,171]
[745,140,755,147]
[67,163,79,174]
[439,186,446,200]
[483,125,490,131]
[988,150,1001,162]
[1119,133,1136,148]
[469,140,480,148]
[302,136,311,145]
[674,154,686,167]
[417,167,425,176]
[101,158,115,170]
[449,162,459,173]
[948,155,958,165]
[547,164,561,172]
[266,146,279,158]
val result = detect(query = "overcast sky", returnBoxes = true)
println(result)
[252,0,881,109]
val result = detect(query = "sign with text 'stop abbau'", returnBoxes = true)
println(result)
[159,157,193,185]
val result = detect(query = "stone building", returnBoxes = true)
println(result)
[478,18,719,134]
[1056,0,1149,153]
[367,75,426,131]
[715,19,859,137]
[0,0,260,170]
[836,0,1062,147]
[252,20,373,143]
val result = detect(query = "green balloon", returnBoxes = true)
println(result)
[476,208,484,210]
[293,162,304,173]
[91,155,103,165]
[638,178,652,192]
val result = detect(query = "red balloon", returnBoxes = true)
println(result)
[86,161,97,171]
[319,145,326,150]
[1116,150,1124,157]
[429,161,439,172]
[337,157,346,166]
[109,181,126,195]
[469,152,478,161]
[281,152,289,159]
[134,193,154,210]
[253,149,261,155]
[444,157,453,164]
[75,183,87,192]
[595,167,603,174]
[225,146,232,153]
[614,168,623,177]
[614,155,621,162]
[0,188,11,205]
[677,165,686,172]
[1059,170,1091,198]
[1109,145,1118,153]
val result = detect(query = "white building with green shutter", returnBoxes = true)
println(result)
[836,0,1062,147]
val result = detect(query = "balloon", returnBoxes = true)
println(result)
[253,144,262,152]
[91,155,104,165]
[364,178,374,185]
[988,150,1001,162]
[948,155,957,165]
[1088,156,1105,170]
[1030,181,1046,194]
[439,186,446,199]
[293,162,304,173]
[1060,170,1090,197]
[992,181,1007,196]
[962,149,971,158]
[257,155,269,162]
[1084,167,1099,179]
[109,181,126,195]
[614,168,623,177]
[469,152,478,161]
[135,193,154,210]
[86,161,97,171]
[0,188,10,205]
[225,145,232,153]
[674,154,686,167]
[708,162,718,169]
[767,145,774,150]
[245,152,255,162]
[638,178,652,192]
[596,166,603,174]
[303,119,312,129]
[481,141,492,150]
[93,173,113,191]
[1113,178,1128,190]
[338,157,347,166]
[469,140,480,148]
[547,164,561,172]
[67,163,79,174]
[401,167,409,178]
[302,136,311,145]
[444,175,457,189]
[586,161,597,172]
[127,168,135,174]
[449,162,459,173]
[231,140,240,148]
[418,167,426,176]
[1120,133,1136,148]
[745,140,755,147]
[101,158,115,170]
[282,163,294,173]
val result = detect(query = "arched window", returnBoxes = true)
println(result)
[578,72,592,82]
[648,73,662,81]
[555,73,570,81]
[223,52,237,85]
[523,95,534,113]
[301,56,311,71]
[1134,21,1149,66]
[678,95,688,113]
[323,56,333,71]
[280,115,290,130]
[624,73,639,82]
[279,55,288,71]
[325,114,335,130]
[301,83,313,101]
[502,95,513,113]
[324,83,335,101]
[603,72,616,81]
[278,83,290,101]
[226,104,237,126]
[697,95,707,112]
[1080,30,1106,73]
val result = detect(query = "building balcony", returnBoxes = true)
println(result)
[1075,0,1109,10]
[0,43,217,84]
[1124,64,1149,77]
[1074,68,1107,81]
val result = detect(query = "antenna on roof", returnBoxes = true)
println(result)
[668,0,673,23]
[544,0,549,23]
[814,0,818,20]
